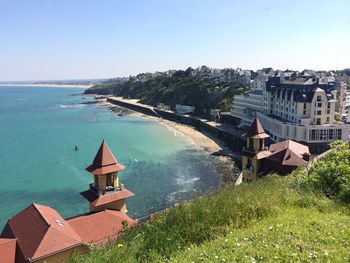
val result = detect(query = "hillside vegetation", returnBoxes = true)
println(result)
[85,68,250,113]
[70,142,350,262]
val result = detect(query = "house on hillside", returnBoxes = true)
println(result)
[0,140,137,263]
[241,118,310,182]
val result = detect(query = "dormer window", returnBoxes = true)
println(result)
[317,96,322,101]
[54,219,64,227]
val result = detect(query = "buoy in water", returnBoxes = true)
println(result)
[75,144,79,151]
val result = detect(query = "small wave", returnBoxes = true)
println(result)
[59,104,87,109]
[159,122,196,146]
[176,176,200,186]
[16,98,29,101]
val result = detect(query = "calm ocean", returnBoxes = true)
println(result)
[0,86,219,228]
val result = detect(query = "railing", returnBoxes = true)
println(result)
[89,183,123,195]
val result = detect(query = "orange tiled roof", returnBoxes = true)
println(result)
[68,210,137,245]
[0,203,83,262]
[80,188,135,207]
[0,238,16,263]
[86,140,125,175]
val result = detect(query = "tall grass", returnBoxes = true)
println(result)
[70,175,345,262]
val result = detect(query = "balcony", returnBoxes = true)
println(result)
[89,183,124,195]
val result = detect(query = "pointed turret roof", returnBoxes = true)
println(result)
[86,140,125,175]
[243,118,270,139]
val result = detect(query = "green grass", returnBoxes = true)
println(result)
[170,208,350,262]
[69,175,350,263]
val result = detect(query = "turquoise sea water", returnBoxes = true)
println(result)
[0,86,219,228]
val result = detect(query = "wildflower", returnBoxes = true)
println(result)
[215,255,219,259]
[324,250,329,256]
[224,239,228,242]
[308,251,317,258]
[117,243,124,248]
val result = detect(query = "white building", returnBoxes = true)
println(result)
[231,75,350,144]
[175,104,195,115]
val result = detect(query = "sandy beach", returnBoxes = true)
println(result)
[97,98,241,185]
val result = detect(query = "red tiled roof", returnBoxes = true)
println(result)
[260,140,310,175]
[0,238,16,263]
[80,188,135,207]
[68,210,137,245]
[269,140,309,160]
[0,203,83,262]
[243,118,270,139]
[86,140,125,175]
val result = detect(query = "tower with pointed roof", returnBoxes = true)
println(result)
[81,140,134,213]
[241,118,270,182]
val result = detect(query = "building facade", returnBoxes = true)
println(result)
[231,74,350,147]
[241,118,310,182]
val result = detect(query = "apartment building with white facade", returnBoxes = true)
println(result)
[231,74,350,147]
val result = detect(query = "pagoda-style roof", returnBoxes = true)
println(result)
[243,118,270,139]
[80,187,135,207]
[86,140,125,175]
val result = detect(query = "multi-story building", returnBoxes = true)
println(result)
[231,74,350,150]
[235,70,252,86]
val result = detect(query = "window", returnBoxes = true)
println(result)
[248,138,253,148]
[246,158,252,170]
[317,102,322,107]
[317,96,322,101]
[303,103,307,109]
[106,173,113,186]
[310,129,316,140]
[327,102,331,109]
[317,110,321,115]
[326,117,330,123]
[338,129,342,140]
[54,219,65,227]
[316,118,321,125]
[327,110,330,114]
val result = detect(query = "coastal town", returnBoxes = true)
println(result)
[1,66,350,262]
[1,0,350,261]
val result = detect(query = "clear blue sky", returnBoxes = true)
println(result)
[0,0,349,81]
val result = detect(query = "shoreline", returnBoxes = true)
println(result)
[0,84,91,88]
[96,98,241,186]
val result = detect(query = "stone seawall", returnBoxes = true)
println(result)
[107,98,244,152]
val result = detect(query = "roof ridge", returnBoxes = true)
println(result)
[31,203,50,228]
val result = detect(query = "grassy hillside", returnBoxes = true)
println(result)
[70,174,350,262]
[84,68,250,114]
